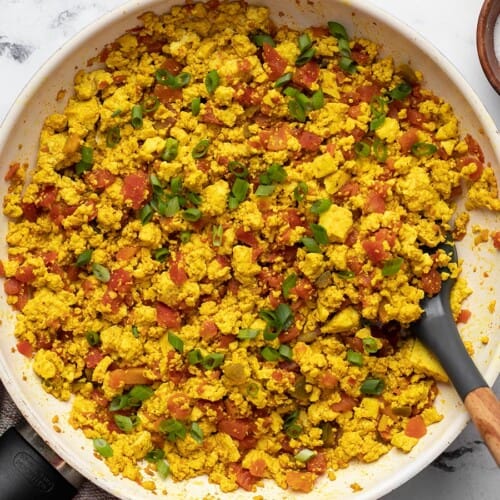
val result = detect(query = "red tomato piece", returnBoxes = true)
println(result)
[156,302,181,329]
[4,278,23,295]
[15,265,36,284]
[85,168,116,191]
[330,393,357,412]
[85,347,105,369]
[421,268,442,295]
[218,418,250,440]
[36,185,58,209]
[457,309,472,324]
[262,43,287,80]
[492,231,500,249]
[122,172,149,210]
[169,259,188,286]
[249,458,267,478]
[200,320,219,340]
[398,127,419,154]
[407,108,426,127]
[232,464,258,492]
[297,130,323,152]
[235,228,259,247]
[167,392,191,420]
[306,452,327,474]
[16,340,33,358]
[362,239,387,264]
[292,61,320,89]
[102,291,123,314]
[154,84,182,105]
[21,202,38,222]
[4,162,21,181]
[356,84,381,103]
[364,191,386,214]
[318,370,339,389]
[108,269,133,294]
[116,246,138,261]
[286,471,316,493]
[404,415,427,438]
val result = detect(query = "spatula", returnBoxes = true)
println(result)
[411,240,500,465]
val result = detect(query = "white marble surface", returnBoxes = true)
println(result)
[0,1,498,499]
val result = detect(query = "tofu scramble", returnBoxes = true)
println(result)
[2,1,500,495]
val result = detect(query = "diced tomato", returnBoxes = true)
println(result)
[291,278,314,300]
[154,84,183,105]
[258,269,282,289]
[4,278,23,295]
[36,185,58,209]
[238,435,258,451]
[249,458,267,478]
[306,452,327,474]
[330,393,357,412]
[200,105,224,125]
[232,463,258,492]
[336,181,360,199]
[362,239,387,264]
[233,84,264,107]
[297,130,322,151]
[85,347,105,369]
[457,155,484,181]
[85,168,116,191]
[262,43,287,80]
[364,191,386,214]
[108,269,133,294]
[407,108,426,127]
[4,162,21,181]
[457,309,472,324]
[160,57,183,75]
[464,133,485,162]
[318,370,339,389]
[259,124,289,151]
[375,228,396,247]
[404,415,427,438]
[200,320,218,340]
[16,340,33,358]
[108,367,152,389]
[122,172,149,210]
[15,265,36,284]
[292,61,320,89]
[82,279,95,296]
[156,302,181,329]
[50,201,76,226]
[169,258,188,286]
[399,127,419,154]
[421,268,442,295]
[136,35,165,54]
[102,291,123,314]
[0,262,5,278]
[286,471,316,493]
[492,231,500,249]
[356,84,381,103]
[116,246,138,261]
[167,392,191,420]
[167,368,190,385]
[217,334,237,349]
[218,418,250,440]
[21,202,38,222]
[235,228,259,247]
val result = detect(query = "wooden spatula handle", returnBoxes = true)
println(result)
[464,386,500,466]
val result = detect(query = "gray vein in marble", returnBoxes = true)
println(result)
[431,441,483,472]
[0,36,33,63]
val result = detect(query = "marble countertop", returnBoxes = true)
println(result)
[0,1,498,499]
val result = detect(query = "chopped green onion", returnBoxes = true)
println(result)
[157,459,171,479]
[109,395,129,412]
[212,224,223,246]
[311,223,329,245]
[168,331,184,353]
[337,37,351,57]
[346,349,363,366]
[250,32,276,47]
[114,414,139,433]
[389,82,412,101]
[382,257,403,277]
[145,449,165,462]
[153,247,170,262]
[161,138,179,161]
[141,94,160,114]
[310,198,332,215]
[296,47,315,66]
[310,89,325,110]
[190,422,204,443]
[336,269,355,280]
[295,448,316,462]
[354,141,371,157]
[128,384,154,401]
[328,21,349,41]
[187,349,204,365]
[76,249,93,267]
[298,33,313,53]
[288,99,307,122]
[132,325,140,338]
[106,126,121,147]
[362,337,379,353]
[278,344,293,360]
[246,382,260,397]
[201,352,225,370]
[255,184,275,197]
[237,328,260,340]
[131,104,143,129]
[155,69,191,89]
[170,176,182,194]
[191,97,201,116]
[300,236,322,253]
[86,331,100,346]
[164,196,180,217]
[339,56,357,74]
[228,161,249,179]
[192,139,210,159]
[260,163,287,185]
[92,263,110,283]
[294,182,308,201]
[229,178,249,208]
[186,191,201,206]
[182,208,202,222]
[180,230,191,243]
[283,87,300,98]
[370,114,386,131]
[373,137,388,162]
[261,346,281,362]
[205,69,220,94]
[285,423,303,438]
[274,72,293,88]
[139,203,154,224]
[93,438,113,458]
[411,142,437,156]
[111,109,122,117]
[360,377,385,395]
[75,146,93,175]
[282,273,297,299]
[159,418,186,441]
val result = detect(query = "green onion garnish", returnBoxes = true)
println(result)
[328,21,349,41]
[294,182,308,201]
[346,349,363,366]
[354,141,371,157]
[153,247,170,262]
[373,137,388,162]
[282,273,297,299]
[274,72,293,88]
[157,459,171,479]
[146,449,165,462]
[159,418,186,441]
[131,104,143,129]
[139,203,154,224]
[205,69,220,94]
[92,263,110,283]
[201,352,225,370]
[190,422,204,444]
[288,99,307,122]
[212,224,223,246]
[362,337,379,353]
[389,82,412,101]
[168,331,184,353]
[300,236,322,253]
[229,177,249,209]
[161,137,179,162]
[382,257,403,277]
[228,161,248,179]
[180,230,191,243]
[86,331,100,346]
[255,184,275,197]
[250,32,276,47]
[360,377,385,395]
[339,56,357,74]
[237,328,259,340]
[155,69,191,89]
[311,223,329,245]
[106,126,121,147]
[310,89,325,110]
[336,269,355,280]
[141,94,160,114]
[182,208,202,222]
[192,139,210,159]
[76,249,93,267]
[93,438,113,458]
[278,344,293,360]
[285,423,303,438]
[132,325,140,338]
[310,198,332,215]
[294,448,316,462]
[411,142,437,156]
[128,384,154,401]
[296,47,315,67]
[261,346,281,362]
[187,349,204,365]
[75,146,93,175]
[114,414,139,433]
[164,197,180,217]
[191,97,201,116]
